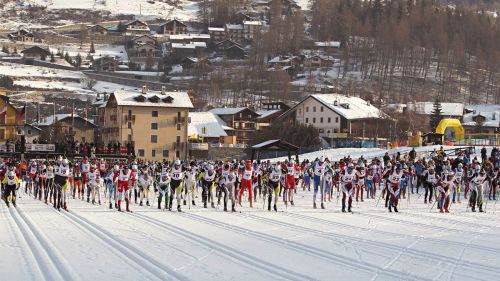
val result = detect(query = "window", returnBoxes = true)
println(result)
[298,108,302,115]
[151,135,158,143]
[128,109,132,116]
[177,123,181,130]
[176,136,181,144]
[127,134,132,142]
[151,149,156,157]
[27,129,32,135]
[177,112,181,119]
[320,117,323,123]
[176,150,180,158]
[313,117,316,123]
[163,150,169,158]
[305,118,309,123]
[152,111,158,117]
[313,106,316,112]
[335,117,339,123]
[328,117,331,123]
[305,106,309,113]
[138,149,145,157]
[151,123,158,130]
[127,122,132,129]
[321,106,324,112]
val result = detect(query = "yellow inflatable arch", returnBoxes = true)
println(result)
[435,118,464,141]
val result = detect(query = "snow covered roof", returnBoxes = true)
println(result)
[314,41,341,48]
[256,109,281,120]
[34,114,96,127]
[243,21,263,26]
[111,89,193,108]
[268,56,297,64]
[210,107,250,115]
[412,102,464,117]
[208,27,225,32]
[171,42,206,49]
[169,34,210,40]
[310,94,389,120]
[188,112,229,138]
[226,24,243,30]
[462,104,500,128]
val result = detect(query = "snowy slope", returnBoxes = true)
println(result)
[23,0,199,20]
[2,184,500,281]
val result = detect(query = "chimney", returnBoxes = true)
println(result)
[141,85,148,94]
[161,86,166,95]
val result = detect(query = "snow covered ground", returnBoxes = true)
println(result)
[22,0,200,21]
[2,184,500,281]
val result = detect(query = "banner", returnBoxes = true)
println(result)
[0,144,15,152]
[26,144,55,152]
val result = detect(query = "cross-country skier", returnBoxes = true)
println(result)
[3,171,19,208]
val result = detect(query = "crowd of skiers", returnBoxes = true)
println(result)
[1,146,499,214]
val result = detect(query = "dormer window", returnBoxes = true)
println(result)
[134,95,146,102]
[162,96,174,103]
[148,95,160,103]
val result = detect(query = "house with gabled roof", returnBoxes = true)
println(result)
[280,94,392,139]
[8,29,34,42]
[159,19,188,35]
[210,107,260,144]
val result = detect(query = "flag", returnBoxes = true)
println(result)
[0,105,7,116]
[16,106,26,123]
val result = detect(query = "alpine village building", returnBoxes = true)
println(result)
[101,87,193,161]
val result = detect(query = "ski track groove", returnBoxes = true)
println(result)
[361,213,491,236]
[234,211,500,276]
[1,203,43,281]
[10,206,78,281]
[41,205,168,281]
[281,212,500,254]
[174,211,434,281]
[236,211,500,274]
[131,212,306,281]
[63,210,188,281]
[398,211,500,230]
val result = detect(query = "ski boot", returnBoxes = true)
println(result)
[290,201,294,206]
[63,202,68,211]
[87,197,90,203]
[203,202,207,208]
[347,206,352,213]
[342,204,346,213]
[139,201,143,206]
[12,201,16,208]
[394,206,398,213]
[192,200,196,206]
[313,202,317,209]
[224,202,228,212]
[110,202,113,209]
[274,204,277,212]
[388,205,392,212]
[183,200,187,206]
[177,205,182,212]
[211,202,215,208]
[321,203,325,209]
[231,203,236,212]
[92,199,95,204]
[146,201,150,207]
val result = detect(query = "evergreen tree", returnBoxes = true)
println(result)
[89,41,95,53]
[64,52,71,63]
[429,98,443,130]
